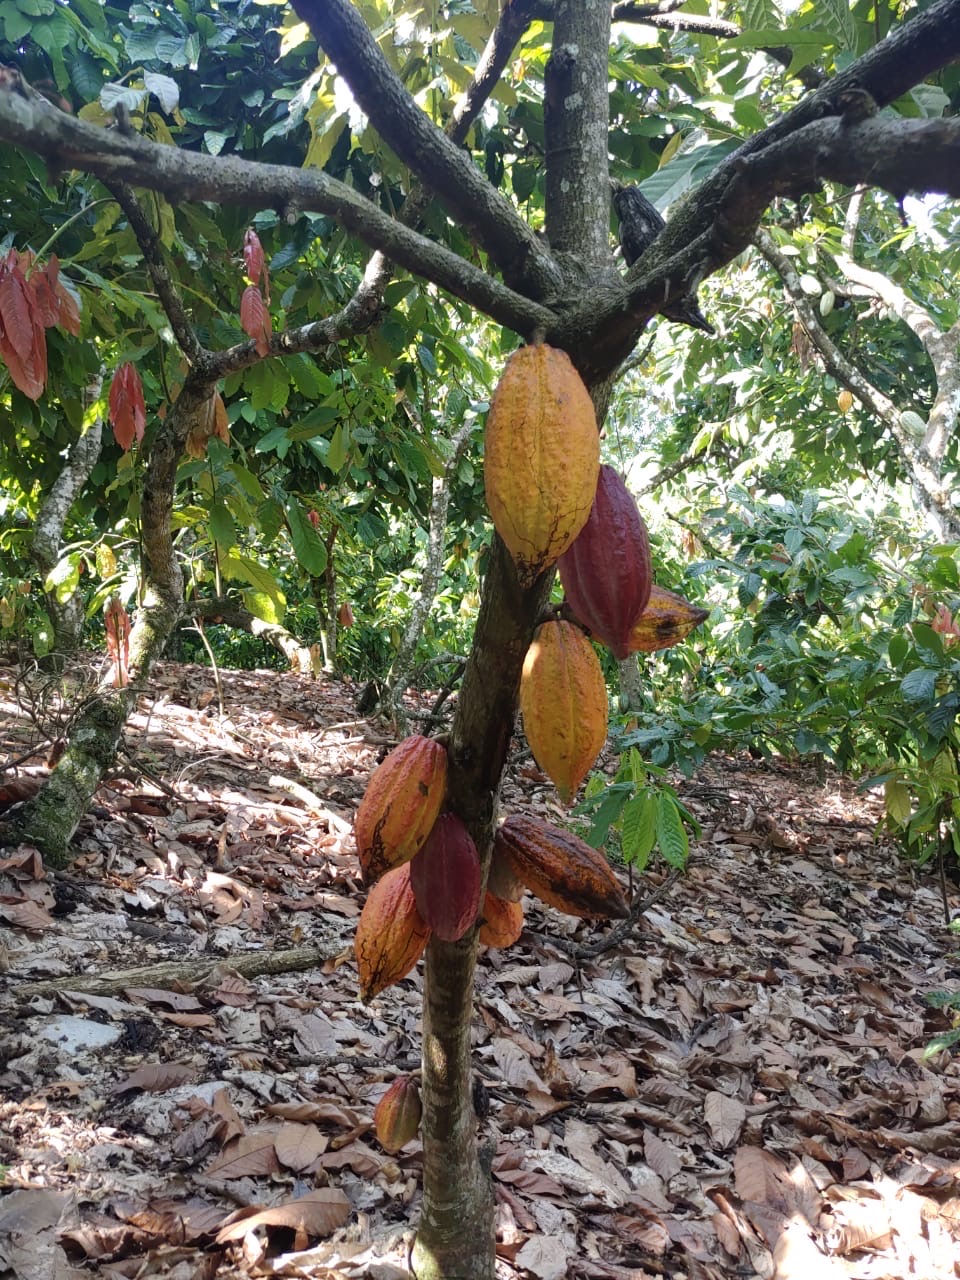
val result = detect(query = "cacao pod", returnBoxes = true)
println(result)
[627,584,709,653]
[558,465,652,659]
[487,843,525,903]
[355,862,431,1001]
[410,812,482,942]
[484,344,600,587]
[354,735,447,885]
[520,619,607,803]
[374,1074,422,1152]
[495,814,629,919]
[478,892,524,948]
[338,600,355,628]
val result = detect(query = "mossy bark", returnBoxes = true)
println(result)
[8,372,216,868]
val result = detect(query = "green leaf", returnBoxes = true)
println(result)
[326,423,349,473]
[656,793,689,869]
[900,667,937,704]
[208,500,237,550]
[242,589,281,624]
[285,500,328,576]
[220,552,285,608]
[813,0,857,51]
[620,791,657,871]
[144,71,180,113]
[884,779,912,826]
[43,554,81,603]
[888,633,910,668]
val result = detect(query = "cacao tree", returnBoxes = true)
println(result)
[3,1,960,1276]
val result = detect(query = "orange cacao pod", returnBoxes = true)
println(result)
[410,812,482,942]
[559,465,652,659]
[495,815,629,919]
[520,619,607,803]
[627,584,709,653]
[374,1074,422,1152]
[355,862,431,1001]
[478,892,524,948]
[484,344,600,586]
[354,735,447,885]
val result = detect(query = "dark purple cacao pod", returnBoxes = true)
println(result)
[558,465,652,659]
[410,812,482,942]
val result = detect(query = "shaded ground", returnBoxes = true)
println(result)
[1,659,959,1280]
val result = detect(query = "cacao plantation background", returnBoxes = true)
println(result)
[2,0,960,1277]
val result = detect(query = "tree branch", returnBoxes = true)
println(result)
[0,75,555,339]
[612,4,740,37]
[561,112,960,380]
[103,180,205,362]
[755,227,960,538]
[290,0,562,301]
[624,0,960,283]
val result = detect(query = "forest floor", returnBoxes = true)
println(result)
[1,659,959,1280]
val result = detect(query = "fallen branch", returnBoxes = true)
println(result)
[13,940,345,999]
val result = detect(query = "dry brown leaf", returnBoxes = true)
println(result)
[704,1091,746,1149]
[110,1062,195,1096]
[0,898,54,930]
[204,1131,282,1178]
[274,1121,328,1171]
[215,1189,350,1244]
[513,1234,570,1280]
[642,1130,683,1181]
[266,1100,362,1128]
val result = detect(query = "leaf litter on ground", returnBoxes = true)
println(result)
[0,659,958,1279]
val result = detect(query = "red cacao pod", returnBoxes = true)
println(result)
[354,735,447,885]
[410,812,482,942]
[374,1074,422,1152]
[520,619,608,804]
[558,465,652,659]
[484,344,600,587]
[355,862,431,1001]
[495,815,629,920]
[478,892,524,948]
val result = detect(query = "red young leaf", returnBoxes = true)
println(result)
[240,284,271,357]
[55,271,82,337]
[104,595,131,688]
[0,265,37,361]
[109,362,147,451]
[0,329,45,400]
[0,255,47,399]
[243,228,265,290]
[30,260,61,328]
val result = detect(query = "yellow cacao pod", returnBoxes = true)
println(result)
[627,584,710,653]
[484,344,600,586]
[355,862,431,1002]
[478,892,524,948]
[374,1074,422,1152]
[495,815,629,919]
[520,619,607,803]
[354,735,447,885]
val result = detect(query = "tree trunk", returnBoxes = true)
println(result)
[11,373,216,866]
[412,541,554,1280]
[190,600,313,672]
[413,2,612,1273]
[31,372,105,662]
